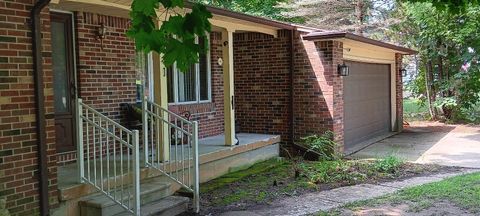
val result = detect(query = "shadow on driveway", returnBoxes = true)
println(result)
[351,121,480,168]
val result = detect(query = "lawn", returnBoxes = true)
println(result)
[320,172,480,215]
[403,98,429,121]
[193,157,455,215]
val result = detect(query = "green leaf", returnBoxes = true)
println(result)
[128,0,212,71]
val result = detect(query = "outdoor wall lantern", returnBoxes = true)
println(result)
[338,63,350,76]
[400,68,408,77]
[95,23,107,49]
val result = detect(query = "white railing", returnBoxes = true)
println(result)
[142,97,200,213]
[77,98,141,215]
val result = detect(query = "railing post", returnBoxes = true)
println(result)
[132,130,141,216]
[77,98,84,183]
[192,121,200,213]
[142,96,148,167]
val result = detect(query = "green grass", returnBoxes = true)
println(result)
[200,158,287,193]
[200,158,316,206]
[403,98,429,120]
[201,156,416,207]
[342,172,480,213]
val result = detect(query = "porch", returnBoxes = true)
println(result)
[56,133,280,202]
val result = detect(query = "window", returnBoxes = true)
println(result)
[168,36,211,104]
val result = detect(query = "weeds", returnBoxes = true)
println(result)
[300,131,339,161]
[373,155,403,173]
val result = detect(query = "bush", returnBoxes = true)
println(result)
[0,198,9,216]
[300,131,338,161]
[374,155,403,173]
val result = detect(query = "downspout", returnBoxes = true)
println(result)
[31,0,51,215]
[289,28,296,144]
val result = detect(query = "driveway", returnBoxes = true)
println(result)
[351,121,480,168]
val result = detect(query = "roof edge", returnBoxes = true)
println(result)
[185,2,295,30]
[303,31,417,54]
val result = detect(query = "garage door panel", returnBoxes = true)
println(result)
[344,61,391,148]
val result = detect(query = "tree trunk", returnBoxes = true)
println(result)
[438,56,444,93]
[355,0,365,36]
[425,61,438,120]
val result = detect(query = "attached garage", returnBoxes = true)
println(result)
[296,31,416,154]
[343,61,391,149]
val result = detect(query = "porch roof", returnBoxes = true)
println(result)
[49,0,311,37]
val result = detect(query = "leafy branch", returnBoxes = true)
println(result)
[127,0,212,72]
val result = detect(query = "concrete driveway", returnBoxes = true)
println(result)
[351,121,480,168]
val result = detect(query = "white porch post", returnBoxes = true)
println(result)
[222,28,236,146]
[153,52,170,161]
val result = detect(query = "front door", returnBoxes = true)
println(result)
[51,12,76,153]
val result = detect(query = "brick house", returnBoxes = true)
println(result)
[0,0,414,215]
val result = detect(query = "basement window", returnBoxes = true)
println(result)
[167,36,211,104]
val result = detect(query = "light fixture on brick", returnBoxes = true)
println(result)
[95,22,107,49]
[400,68,407,77]
[338,63,350,76]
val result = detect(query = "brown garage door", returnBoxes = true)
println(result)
[344,61,391,149]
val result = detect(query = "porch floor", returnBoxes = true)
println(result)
[57,133,280,191]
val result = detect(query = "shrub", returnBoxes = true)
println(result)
[0,198,9,216]
[374,155,403,173]
[300,131,338,161]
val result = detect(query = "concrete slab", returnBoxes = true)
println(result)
[351,121,480,168]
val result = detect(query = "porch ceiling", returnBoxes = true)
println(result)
[50,0,284,36]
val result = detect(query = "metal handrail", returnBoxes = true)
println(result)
[142,96,200,213]
[77,98,141,215]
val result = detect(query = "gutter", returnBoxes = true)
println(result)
[31,0,51,215]
[303,31,417,55]
[289,28,296,144]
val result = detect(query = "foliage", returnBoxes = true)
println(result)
[300,160,368,184]
[200,159,315,206]
[405,0,479,13]
[300,131,338,161]
[0,199,9,216]
[403,98,429,120]
[343,172,480,213]
[391,2,480,122]
[128,0,212,72]
[195,0,297,22]
[373,155,403,173]
[278,0,399,37]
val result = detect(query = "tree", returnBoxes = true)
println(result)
[127,0,212,72]
[278,0,398,36]
[194,0,297,22]
[405,0,479,13]
[391,2,480,121]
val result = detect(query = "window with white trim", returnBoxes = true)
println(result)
[167,36,211,104]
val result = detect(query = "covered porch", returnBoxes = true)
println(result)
[47,1,290,214]
[57,133,280,201]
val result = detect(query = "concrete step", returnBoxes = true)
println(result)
[115,196,190,216]
[79,177,173,216]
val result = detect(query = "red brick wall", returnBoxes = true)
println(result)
[293,33,344,149]
[55,12,138,164]
[168,32,224,138]
[395,53,403,132]
[76,12,136,118]
[0,2,58,215]
[233,30,292,142]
